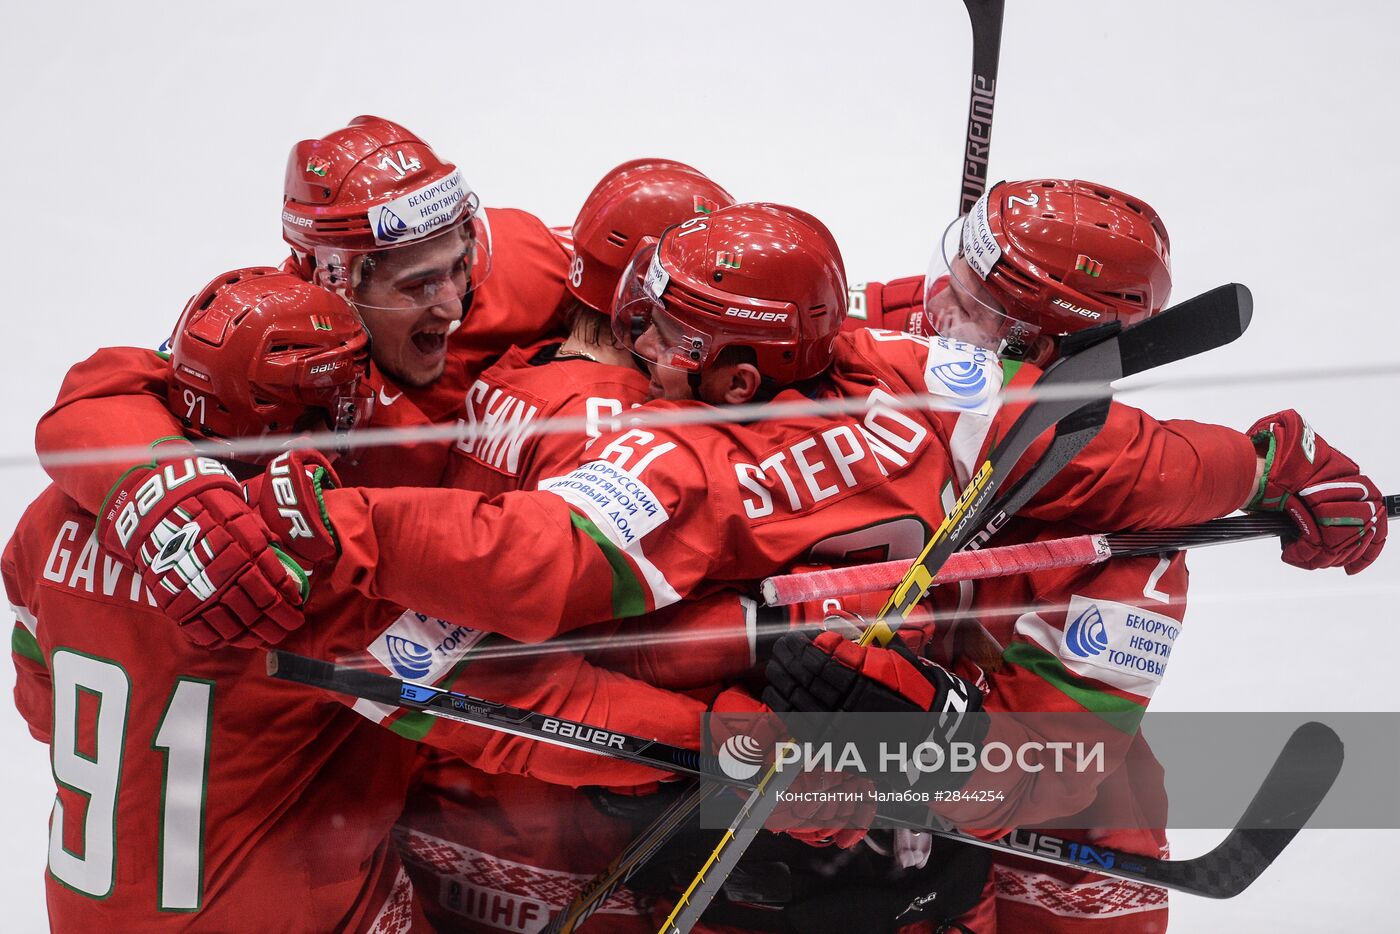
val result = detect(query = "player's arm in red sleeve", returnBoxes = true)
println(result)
[586,590,759,691]
[316,429,717,642]
[34,347,189,514]
[860,329,1259,530]
[322,486,641,642]
[5,531,52,743]
[960,359,1259,530]
[1021,403,1258,529]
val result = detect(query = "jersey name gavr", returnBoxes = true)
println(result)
[42,521,156,608]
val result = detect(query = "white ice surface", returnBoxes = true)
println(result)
[1,1,1396,930]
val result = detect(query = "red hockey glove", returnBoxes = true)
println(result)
[98,455,306,649]
[244,449,341,571]
[709,686,874,849]
[1246,410,1387,574]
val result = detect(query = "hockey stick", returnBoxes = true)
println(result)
[266,651,1342,900]
[762,493,1400,605]
[534,411,1110,934]
[532,7,1008,923]
[542,781,724,934]
[657,284,1254,933]
[959,0,1006,214]
[538,360,1109,933]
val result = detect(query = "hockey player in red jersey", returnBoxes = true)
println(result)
[222,201,1383,932]
[12,265,768,932]
[7,269,429,932]
[765,180,1388,931]
[31,115,574,645]
[841,178,1171,358]
[402,158,745,932]
[280,201,1286,641]
[280,116,574,421]
[446,158,733,496]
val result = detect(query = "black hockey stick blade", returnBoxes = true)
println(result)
[1118,283,1252,379]
[1156,720,1344,899]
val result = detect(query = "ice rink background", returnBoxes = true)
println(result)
[1,0,1396,929]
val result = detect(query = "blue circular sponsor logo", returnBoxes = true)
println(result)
[1065,605,1109,658]
[385,635,433,679]
[374,206,410,244]
[929,360,988,407]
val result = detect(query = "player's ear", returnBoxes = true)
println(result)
[716,362,762,406]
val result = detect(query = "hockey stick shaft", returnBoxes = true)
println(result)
[762,493,1400,605]
[267,651,1341,900]
[959,0,1006,214]
[658,283,1253,932]
[543,781,725,934]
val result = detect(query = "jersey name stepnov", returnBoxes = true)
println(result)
[41,520,156,608]
[734,388,932,521]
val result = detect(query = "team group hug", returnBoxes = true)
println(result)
[6,115,1386,933]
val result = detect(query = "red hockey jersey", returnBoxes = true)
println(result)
[446,341,652,498]
[322,329,1257,640]
[5,486,425,933]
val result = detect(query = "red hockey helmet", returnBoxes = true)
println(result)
[925,179,1171,362]
[613,202,846,387]
[568,159,735,313]
[168,267,373,462]
[281,115,491,312]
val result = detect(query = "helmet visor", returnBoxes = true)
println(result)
[311,196,492,313]
[925,211,1041,359]
[612,239,798,377]
[613,241,714,373]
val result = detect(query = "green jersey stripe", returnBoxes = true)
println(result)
[569,511,648,618]
[1002,641,1146,731]
[11,622,43,666]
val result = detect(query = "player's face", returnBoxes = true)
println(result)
[349,231,470,387]
[634,321,697,401]
[926,255,1005,350]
